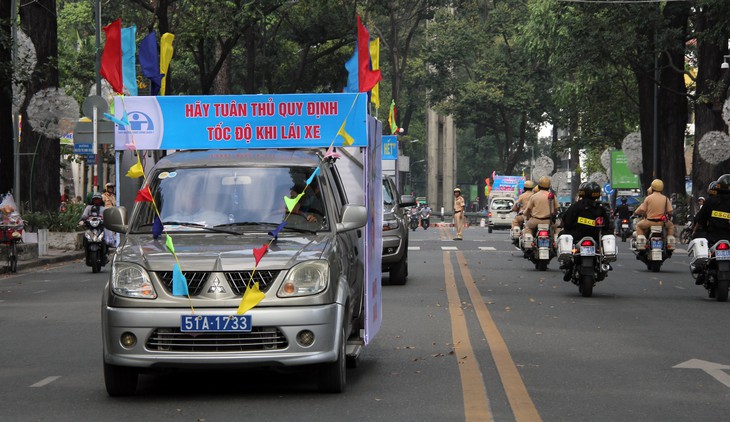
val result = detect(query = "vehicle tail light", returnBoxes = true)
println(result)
[488,212,492,218]
[580,239,594,247]
[538,230,549,237]
[717,242,730,251]
[622,219,629,223]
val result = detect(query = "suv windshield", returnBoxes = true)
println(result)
[131,166,327,233]
[491,198,514,211]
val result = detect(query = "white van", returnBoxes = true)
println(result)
[487,192,516,233]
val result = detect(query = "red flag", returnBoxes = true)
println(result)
[253,244,269,266]
[357,16,381,92]
[101,18,124,94]
[134,186,153,202]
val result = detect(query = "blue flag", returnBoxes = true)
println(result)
[172,263,189,296]
[139,31,164,96]
[152,216,163,239]
[268,221,287,240]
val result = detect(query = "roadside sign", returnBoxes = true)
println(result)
[382,135,397,160]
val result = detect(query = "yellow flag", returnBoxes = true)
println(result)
[126,160,144,178]
[284,192,305,212]
[237,282,265,315]
[338,120,354,146]
[159,33,175,96]
[369,38,380,109]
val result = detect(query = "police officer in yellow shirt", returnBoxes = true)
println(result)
[524,176,558,237]
[511,180,535,234]
[634,179,675,247]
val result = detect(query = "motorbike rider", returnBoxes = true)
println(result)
[558,182,613,281]
[81,193,106,221]
[511,180,535,232]
[693,175,730,245]
[633,179,676,248]
[523,176,558,237]
[419,204,432,230]
[613,196,633,234]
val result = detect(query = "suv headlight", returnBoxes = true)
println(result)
[278,260,329,297]
[382,219,399,231]
[111,262,157,299]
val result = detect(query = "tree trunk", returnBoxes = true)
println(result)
[693,8,729,198]
[19,0,60,212]
[0,1,14,195]
[212,42,231,94]
[657,2,689,197]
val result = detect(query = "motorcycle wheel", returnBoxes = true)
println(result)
[9,242,18,273]
[648,261,662,272]
[90,250,101,273]
[537,260,548,271]
[579,274,594,297]
[488,227,493,233]
[621,233,627,243]
[716,279,729,302]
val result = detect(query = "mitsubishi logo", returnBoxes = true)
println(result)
[207,276,226,294]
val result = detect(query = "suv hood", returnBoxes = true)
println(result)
[118,232,331,271]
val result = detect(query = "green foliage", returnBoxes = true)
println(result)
[22,203,84,232]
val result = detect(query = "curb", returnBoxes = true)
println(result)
[0,250,85,275]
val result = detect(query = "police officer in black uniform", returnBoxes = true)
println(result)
[693,174,730,245]
[613,196,633,233]
[559,182,613,281]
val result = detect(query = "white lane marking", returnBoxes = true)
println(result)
[33,290,48,294]
[30,376,61,387]
[479,247,496,251]
[408,246,421,251]
[441,246,458,251]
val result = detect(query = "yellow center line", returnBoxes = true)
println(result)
[456,251,542,422]
[442,252,493,421]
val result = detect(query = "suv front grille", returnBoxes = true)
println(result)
[226,271,279,295]
[146,327,288,352]
[156,270,279,296]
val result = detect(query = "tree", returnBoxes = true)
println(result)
[19,0,61,212]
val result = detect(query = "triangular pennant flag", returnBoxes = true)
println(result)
[172,263,189,296]
[104,110,129,127]
[165,234,175,254]
[126,160,144,178]
[253,244,269,266]
[285,192,305,212]
[237,282,265,315]
[134,186,153,202]
[125,142,137,151]
[324,145,341,160]
[152,216,163,239]
[268,221,287,240]
[306,168,320,186]
[337,120,354,146]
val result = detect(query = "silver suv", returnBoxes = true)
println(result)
[381,177,415,285]
[102,149,367,395]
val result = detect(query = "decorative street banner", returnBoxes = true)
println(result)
[382,135,397,160]
[492,175,525,192]
[611,150,640,189]
[112,93,368,150]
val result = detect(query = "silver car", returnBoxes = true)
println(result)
[102,149,367,395]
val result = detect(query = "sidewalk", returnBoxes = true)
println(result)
[0,248,85,275]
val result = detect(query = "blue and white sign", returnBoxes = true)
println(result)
[604,183,615,195]
[113,93,369,150]
[73,143,94,155]
[382,135,397,160]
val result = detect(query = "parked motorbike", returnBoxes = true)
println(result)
[631,223,674,272]
[409,208,419,231]
[558,234,616,297]
[680,215,693,244]
[82,212,108,273]
[521,223,556,271]
[689,238,730,302]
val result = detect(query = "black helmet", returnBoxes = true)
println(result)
[578,182,588,198]
[620,196,627,204]
[584,182,601,200]
[716,174,730,194]
[708,181,718,197]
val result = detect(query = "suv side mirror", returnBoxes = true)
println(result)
[337,204,367,232]
[103,207,128,233]
[400,195,416,207]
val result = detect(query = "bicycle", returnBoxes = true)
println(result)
[1,224,23,273]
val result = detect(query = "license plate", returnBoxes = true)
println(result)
[181,314,252,333]
[538,249,549,260]
[580,246,596,256]
[621,224,629,229]
[717,250,730,260]
[538,238,550,248]
[651,239,663,249]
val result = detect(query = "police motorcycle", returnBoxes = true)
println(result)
[558,183,618,297]
[630,216,674,272]
[519,181,558,271]
[409,206,420,231]
[688,238,730,302]
[511,204,524,248]
[80,198,108,273]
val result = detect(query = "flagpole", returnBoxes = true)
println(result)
[95,0,101,96]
